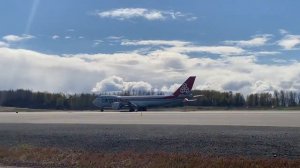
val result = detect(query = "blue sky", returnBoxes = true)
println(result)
[1,0,300,54]
[0,0,300,94]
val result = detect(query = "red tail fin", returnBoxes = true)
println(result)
[173,76,196,97]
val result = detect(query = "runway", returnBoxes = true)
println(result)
[0,111,300,127]
[0,111,300,158]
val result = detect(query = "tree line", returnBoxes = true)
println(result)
[0,89,300,110]
[191,90,300,108]
[0,90,98,110]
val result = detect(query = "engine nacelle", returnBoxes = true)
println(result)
[112,102,122,110]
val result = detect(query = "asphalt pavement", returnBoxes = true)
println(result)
[0,111,299,158]
[0,111,300,127]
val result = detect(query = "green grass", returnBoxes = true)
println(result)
[0,145,299,168]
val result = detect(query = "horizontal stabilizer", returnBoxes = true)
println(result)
[183,98,197,102]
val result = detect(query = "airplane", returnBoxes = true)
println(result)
[93,76,197,112]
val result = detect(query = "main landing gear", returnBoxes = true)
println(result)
[129,107,147,112]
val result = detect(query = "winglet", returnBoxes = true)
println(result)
[173,76,196,97]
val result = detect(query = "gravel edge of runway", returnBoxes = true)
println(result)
[0,124,299,159]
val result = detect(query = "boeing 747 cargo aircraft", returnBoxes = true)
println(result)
[93,76,197,111]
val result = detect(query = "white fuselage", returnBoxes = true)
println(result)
[93,95,185,110]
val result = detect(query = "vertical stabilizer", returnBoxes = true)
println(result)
[173,76,196,97]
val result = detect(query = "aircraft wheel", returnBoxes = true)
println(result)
[100,109,104,112]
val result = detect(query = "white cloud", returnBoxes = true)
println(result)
[92,76,152,93]
[92,76,183,95]
[279,29,289,35]
[2,34,34,43]
[186,16,198,21]
[0,37,299,95]
[98,8,164,20]
[65,36,71,39]
[224,34,271,47]
[196,82,216,91]
[97,8,197,21]
[122,39,244,56]
[253,51,280,56]
[107,36,123,40]
[278,34,300,50]
[252,81,274,93]
[93,40,103,46]
[91,76,125,92]
[121,40,190,47]
[0,41,9,48]
[161,83,181,94]
[222,80,251,91]
[0,47,105,93]
[52,35,60,40]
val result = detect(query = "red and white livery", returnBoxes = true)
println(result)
[93,76,196,111]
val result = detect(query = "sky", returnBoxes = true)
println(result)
[1,0,300,94]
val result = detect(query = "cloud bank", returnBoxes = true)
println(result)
[0,36,300,95]
[92,76,152,93]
